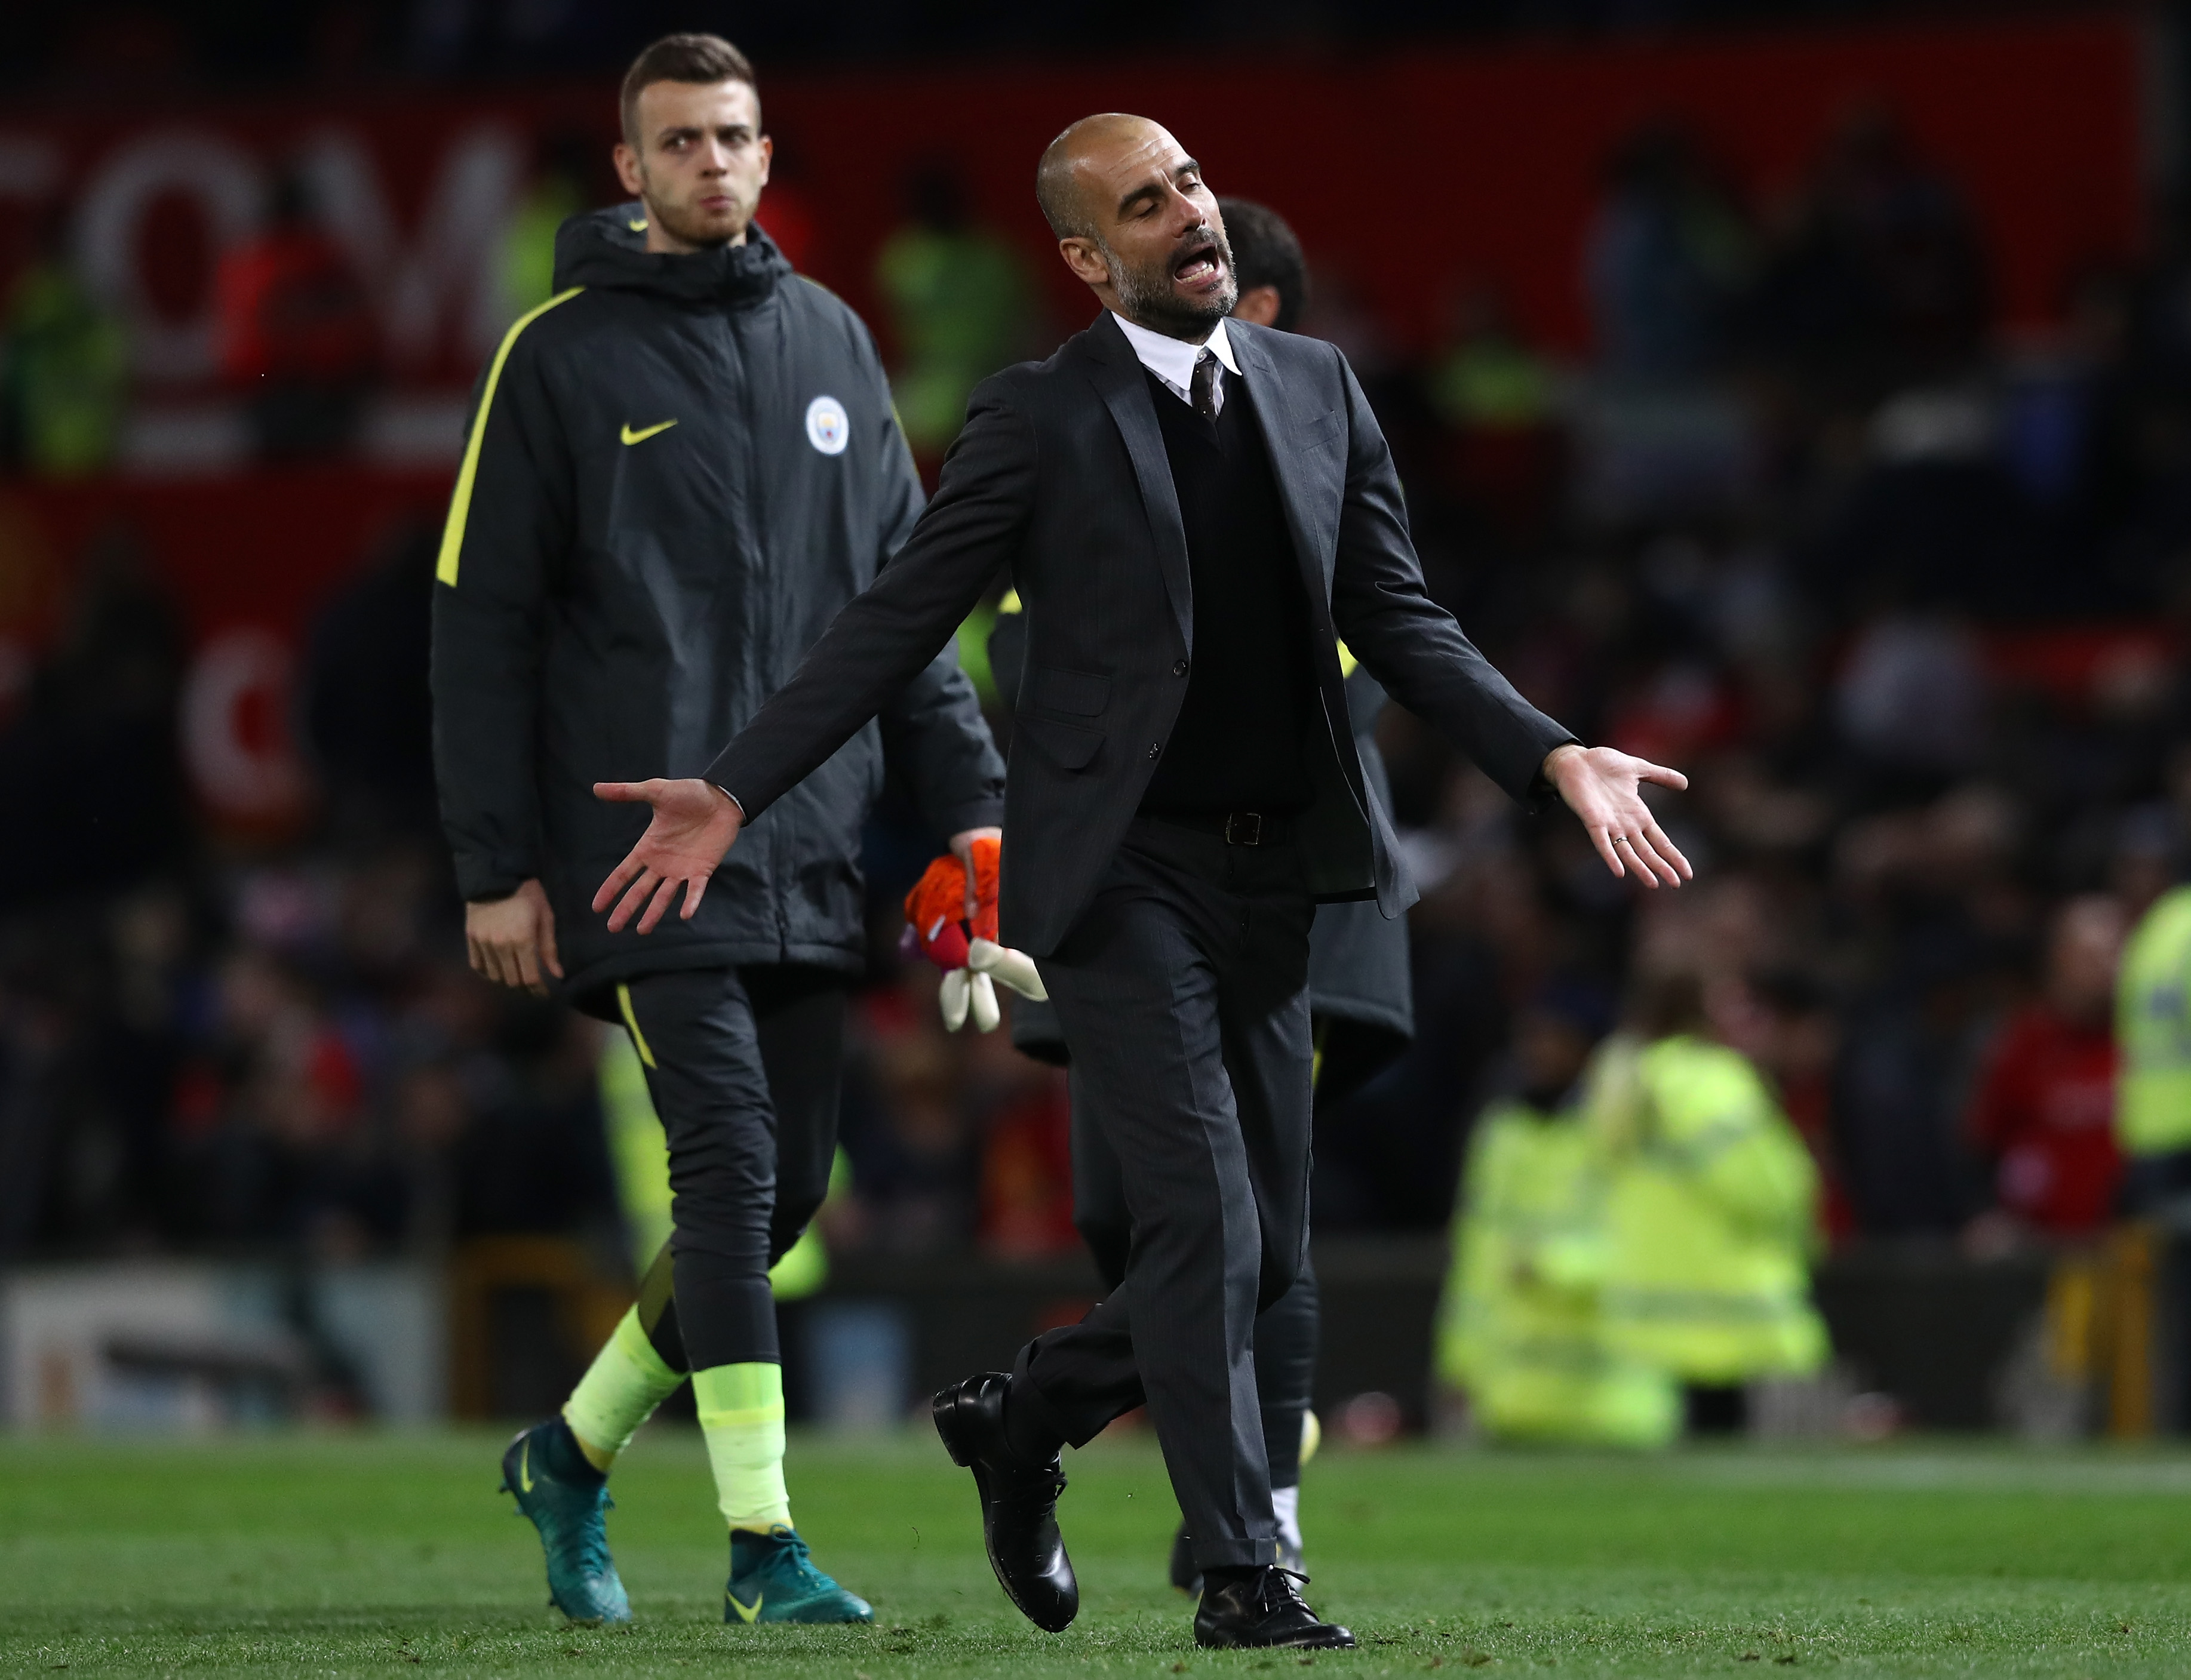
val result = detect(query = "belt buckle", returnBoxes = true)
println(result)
[1225,811,1262,847]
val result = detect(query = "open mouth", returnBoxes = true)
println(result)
[1173,238,1224,288]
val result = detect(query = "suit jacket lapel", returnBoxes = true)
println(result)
[1083,315,1194,648]
[1233,328,1338,601]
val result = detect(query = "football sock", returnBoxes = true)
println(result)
[1272,1483,1303,1556]
[563,1304,684,1470]
[695,1361,792,1532]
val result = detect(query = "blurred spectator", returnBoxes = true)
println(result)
[835,980,982,1253]
[1439,986,1678,1447]
[1592,968,1827,1435]
[969,1024,1076,1257]
[300,519,440,845]
[1741,968,1856,1247]
[1750,101,1990,395]
[0,526,187,911]
[1962,894,2125,1248]
[875,163,1036,456]
[1587,119,1752,384]
[1427,281,1564,541]
[495,128,595,322]
[0,209,125,477]
[214,168,378,461]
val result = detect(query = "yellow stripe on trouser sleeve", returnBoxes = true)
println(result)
[616,982,657,1069]
[695,1363,791,1532]
[435,286,583,586]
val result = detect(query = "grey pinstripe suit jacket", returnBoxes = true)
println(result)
[707,310,1577,959]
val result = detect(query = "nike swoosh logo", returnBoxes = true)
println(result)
[727,1590,762,1623]
[620,419,677,445]
[518,1441,534,1494]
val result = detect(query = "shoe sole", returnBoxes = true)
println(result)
[932,1386,1077,1633]
[1196,1629,1357,1651]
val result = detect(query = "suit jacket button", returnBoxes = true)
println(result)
[1173,659,1189,677]
[1148,743,1161,759]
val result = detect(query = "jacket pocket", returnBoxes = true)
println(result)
[1014,708,1104,771]
[1301,411,1345,452]
[1024,665,1111,717]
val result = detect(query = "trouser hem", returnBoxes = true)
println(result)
[1006,1346,1086,1454]
[1194,1537,1282,1570]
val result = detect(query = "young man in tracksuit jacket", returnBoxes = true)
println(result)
[431,33,1004,1627]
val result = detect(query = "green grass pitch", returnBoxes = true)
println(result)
[6,1430,2191,1676]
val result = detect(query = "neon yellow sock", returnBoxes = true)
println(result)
[563,1306,683,1467]
[694,1361,791,1532]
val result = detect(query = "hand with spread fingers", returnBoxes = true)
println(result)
[465,878,564,995]
[1542,743,1693,888]
[591,777,744,934]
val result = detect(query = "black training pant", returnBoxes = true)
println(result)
[1009,818,1315,1571]
[1072,1073,1320,1491]
[612,965,847,1374]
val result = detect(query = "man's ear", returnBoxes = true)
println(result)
[1058,236,1110,290]
[613,141,645,198]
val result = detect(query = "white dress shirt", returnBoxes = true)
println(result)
[1110,312,1239,416]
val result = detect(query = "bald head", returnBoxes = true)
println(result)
[1037,112,1168,238]
[1036,113,1238,340]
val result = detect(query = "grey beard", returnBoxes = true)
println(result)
[1105,238,1239,339]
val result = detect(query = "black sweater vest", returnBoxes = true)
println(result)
[1138,365,1319,818]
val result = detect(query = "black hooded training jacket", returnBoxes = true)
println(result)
[431,207,1004,1001]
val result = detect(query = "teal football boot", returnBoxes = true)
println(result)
[724,1525,874,1624]
[499,1419,632,1625]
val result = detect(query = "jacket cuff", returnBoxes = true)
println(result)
[454,854,535,903]
[703,744,775,822]
[930,795,1006,838]
[1522,733,1584,816]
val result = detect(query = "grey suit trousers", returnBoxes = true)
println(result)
[1007,817,1315,1570]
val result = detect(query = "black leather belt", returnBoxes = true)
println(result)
[1141,810,1293,846]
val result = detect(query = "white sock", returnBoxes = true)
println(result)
[1273,1483,1303,1555]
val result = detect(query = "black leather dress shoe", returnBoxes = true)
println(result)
[1193,1567,1354,1650]
[932,1373,1078,1632]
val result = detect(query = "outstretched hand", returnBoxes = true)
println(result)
[591,778,743,934]
[1544,743,1692,888]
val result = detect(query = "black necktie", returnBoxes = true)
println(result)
[1191,349,1219,419]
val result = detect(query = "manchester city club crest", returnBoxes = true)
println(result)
[805,395,850,455]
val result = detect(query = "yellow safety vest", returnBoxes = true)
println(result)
[1590,1033,1828,1384]
[1440,1099,1679,1448]
[2117,885,2191,1157]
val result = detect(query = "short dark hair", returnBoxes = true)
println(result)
[1219,197,1308,332]
[620,33,757,146]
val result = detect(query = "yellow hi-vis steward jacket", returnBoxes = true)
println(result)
[1439,1099,1679,1447]
[2117,885,2191,1158]
[1590,1033,1829,1384]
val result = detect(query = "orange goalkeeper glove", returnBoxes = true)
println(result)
[901,836,1047,1032]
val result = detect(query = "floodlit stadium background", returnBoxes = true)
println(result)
[0,0,2181,1447]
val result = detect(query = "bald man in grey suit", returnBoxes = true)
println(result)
[586,113,1691,1650]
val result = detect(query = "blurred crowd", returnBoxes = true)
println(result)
[5,99,2191,1325]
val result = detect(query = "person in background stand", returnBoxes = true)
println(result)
[987,195,1408,1590]
[1589,969,1827,1435]
[1440,985,1678,1448]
